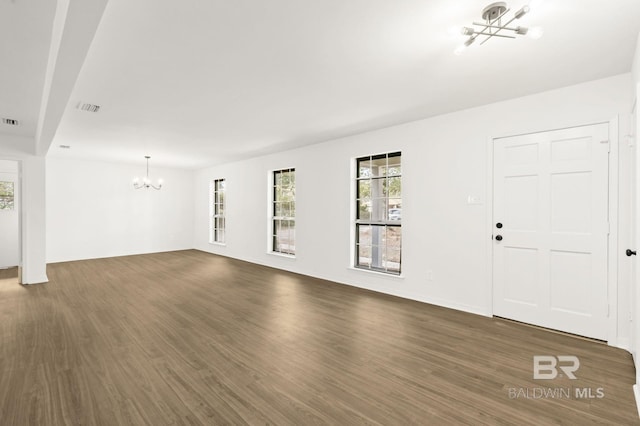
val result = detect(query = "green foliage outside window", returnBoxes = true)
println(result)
[0,181,14,210]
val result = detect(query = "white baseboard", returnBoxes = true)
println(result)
[633,385,640,419]
[196,249,494,318]
[616,337,631,352]
[22,274,49,285]
[415,295,492,318]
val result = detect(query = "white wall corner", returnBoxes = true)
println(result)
[634,384,640,419]
[46,157,196,263]
[633,32,640,84]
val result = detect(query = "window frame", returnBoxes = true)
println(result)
[0,181,15,211]
[271,168,296,256]
[210,178,226,244]
[354,152,402,275]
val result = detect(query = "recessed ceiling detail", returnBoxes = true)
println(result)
[2,118,19,126]
[77,103,101,113]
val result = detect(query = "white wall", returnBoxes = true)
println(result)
[46,157,194,263]
[0,160,20,268]
[195,73,634,342]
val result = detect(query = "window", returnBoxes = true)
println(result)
[272,168,295,255]
[0,181,14,210]
[210,179,226,243]
[355,152,401,274]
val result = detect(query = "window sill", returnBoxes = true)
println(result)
[267,251,296,259]
[348,266,404,279]
[209,242,227,247]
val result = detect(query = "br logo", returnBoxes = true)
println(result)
[533,355,580,380]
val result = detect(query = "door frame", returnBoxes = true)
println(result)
[485,117,620,347]
[0,157,23,284]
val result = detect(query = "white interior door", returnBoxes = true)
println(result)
[492,123,610,340]
[632,137,638,360]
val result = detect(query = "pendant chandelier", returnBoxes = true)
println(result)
[454,2,542,55]
[133,156,163,190]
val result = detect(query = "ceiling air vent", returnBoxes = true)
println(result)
[77,103,101,113]
[2,118,19,126]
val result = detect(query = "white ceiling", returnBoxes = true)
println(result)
[0,0,56,140]
[15,1,640,168]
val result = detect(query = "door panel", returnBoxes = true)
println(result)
[551,172,591,233]
[549,250,592,315]
[493,123,609,340]
[505,175,538,230]
[504,247,538,306]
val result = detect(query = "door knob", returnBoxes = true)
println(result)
[627,249,637,256]
[496,222,503,229]
[495,235,503,241]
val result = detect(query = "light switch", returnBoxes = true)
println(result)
[467,195,483,205]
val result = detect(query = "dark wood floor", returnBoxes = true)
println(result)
[0,250,637,425]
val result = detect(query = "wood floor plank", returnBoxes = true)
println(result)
[0,250,637,425]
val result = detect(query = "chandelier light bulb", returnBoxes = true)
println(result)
[528,26,544,39]
[455,36,477,55]
[454,45,467,55]
[448,26,463,36]
[515,5,530,19]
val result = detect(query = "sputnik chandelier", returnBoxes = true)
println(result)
[455,2,542,55]
[133,156,163,190]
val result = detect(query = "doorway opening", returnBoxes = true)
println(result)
[0,159,21,285]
